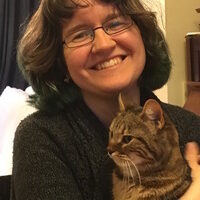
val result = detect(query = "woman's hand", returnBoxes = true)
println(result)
[180,142,200,200]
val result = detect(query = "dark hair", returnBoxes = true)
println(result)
[17,0,171,112]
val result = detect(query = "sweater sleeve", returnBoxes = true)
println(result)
[11,117,84,200]
[183,110,200,145]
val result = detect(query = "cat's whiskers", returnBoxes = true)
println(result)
[107,152,112,159]
[126,160,135,187]
[125,160,134,190]
[107,152,141,186]
[122,160,127,186]
[123,161,129,200]
[106,152,114,164]
[107,152,127,184]
[122,160,127,184]
[124,161,130,186]
[126,158,142,186]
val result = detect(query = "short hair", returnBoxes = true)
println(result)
[17,0,171,112]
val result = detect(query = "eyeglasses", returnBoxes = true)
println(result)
[62,15,133,48]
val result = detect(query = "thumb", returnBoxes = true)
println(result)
[185,142,200,179]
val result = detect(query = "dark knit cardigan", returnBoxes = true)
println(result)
[10,89,200,200]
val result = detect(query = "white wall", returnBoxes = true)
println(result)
[144,0,200,106]
[142,0,168,103]
[165,0,200,106]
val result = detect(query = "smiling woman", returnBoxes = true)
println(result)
[17,0,171,113]
[63,2,146,112]
[11,0,200,200]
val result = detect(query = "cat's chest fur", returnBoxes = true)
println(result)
[107,97,191,200]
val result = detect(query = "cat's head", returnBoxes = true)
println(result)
[107,95,179,182]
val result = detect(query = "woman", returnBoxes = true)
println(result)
[11,0,200,199]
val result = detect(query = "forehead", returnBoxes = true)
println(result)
[64,0,109,10]
[71,0,97,5]
[68,0,117,18]
[62,1,118,30]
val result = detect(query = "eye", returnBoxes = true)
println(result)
[70,29,93,43]
[108,20,122,29]
[122,135,133,144]
[106,20,124,31]
[104,16,129,32]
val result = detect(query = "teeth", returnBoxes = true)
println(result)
[96,57,122,70]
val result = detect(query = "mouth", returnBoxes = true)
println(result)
[92,56,126,70]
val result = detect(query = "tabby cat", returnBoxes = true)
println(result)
[107,96,191,200]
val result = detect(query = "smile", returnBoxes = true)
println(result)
[95,57,123,70]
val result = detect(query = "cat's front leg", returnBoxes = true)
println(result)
[180,142,200,200]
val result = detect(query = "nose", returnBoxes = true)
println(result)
[107,141,121,155]
[107,145,115,154]
[91,29,116,53]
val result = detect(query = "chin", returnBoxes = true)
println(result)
[97,84,137,98]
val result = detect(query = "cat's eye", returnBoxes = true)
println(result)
[122,135,133,144]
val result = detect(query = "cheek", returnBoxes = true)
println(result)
[64,48,89,77]
[128,32,145,58]
[119,31,146,73]
[121,26,144,50]
[130,30,146,72]
[116,27,146,64]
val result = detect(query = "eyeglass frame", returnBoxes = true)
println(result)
[62,15,133,48]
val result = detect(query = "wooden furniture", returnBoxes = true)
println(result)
[184,82,200,115]
[184,33,200,115]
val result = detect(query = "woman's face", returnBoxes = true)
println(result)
[62,0,146,99]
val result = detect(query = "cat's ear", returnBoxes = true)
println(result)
[119,93,126,111]
[118,93,138,111]
[141,99,165,129]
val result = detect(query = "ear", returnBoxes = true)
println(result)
[141,99,165,129]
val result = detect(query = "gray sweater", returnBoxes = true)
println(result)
[11,90,200,200]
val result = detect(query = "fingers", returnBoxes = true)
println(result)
[180,142,200,200]
[185,142,199,156]
[185,142,200,169]
[185,142,200,183]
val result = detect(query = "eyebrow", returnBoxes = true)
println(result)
[66,11,120,34]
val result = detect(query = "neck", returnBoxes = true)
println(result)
[82,86,140,127]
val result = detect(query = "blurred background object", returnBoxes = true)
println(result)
[0,0,38,95]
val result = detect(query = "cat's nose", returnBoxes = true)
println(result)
[107,146,114,154]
